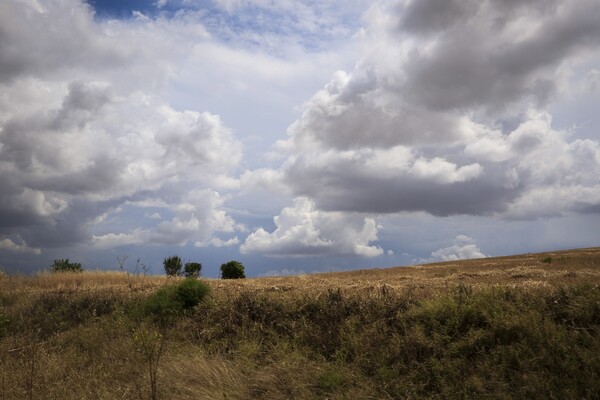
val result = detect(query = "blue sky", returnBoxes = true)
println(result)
[0,0,599,277]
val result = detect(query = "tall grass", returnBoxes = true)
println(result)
[1,248,599,399]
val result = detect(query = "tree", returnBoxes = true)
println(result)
[50,259,82,273]
[163,256,182,277]
[183,262,202,278]
[220,260,245,279]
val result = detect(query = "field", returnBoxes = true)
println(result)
[1,247,600,399]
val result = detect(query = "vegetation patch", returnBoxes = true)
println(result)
[143,278,210,324]
[49,258,83,273]
[1,248,600,399]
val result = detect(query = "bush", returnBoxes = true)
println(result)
[49,259,82,273]
[144,278,210,324]
[175,278,210,308]
[184,262,202,278]
[163,255,182,276]
[220,260,246,279]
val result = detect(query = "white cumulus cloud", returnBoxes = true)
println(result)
[430,235,487,262]
[241,197,384,257]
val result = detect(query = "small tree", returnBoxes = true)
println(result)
[220,260,245,279]
[183,262,202,278]
[163,256,182,277]
[50,259,82,273]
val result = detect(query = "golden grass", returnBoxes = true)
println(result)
[210,247,600,297]
[2,247,598,298]
[1,247,600,399]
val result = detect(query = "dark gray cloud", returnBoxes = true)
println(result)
[400,0,600,113]
[286,165,518,216]
[398,0,479,36]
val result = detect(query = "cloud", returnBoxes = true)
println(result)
[259,268,307,277]
[2,0,600,268]
[93,190,241,248]
[155,0,168,9]
[395,0,600,112]
[241,197,384,257]
[0,1,120,82]
[208,0,368,51]
[429,235,487,262]
[0,82,242,248]
[195,237,240,248]
[253,0,600,220]
[586,68,600,92]
[0,238,41,255]
[0,1,242,252]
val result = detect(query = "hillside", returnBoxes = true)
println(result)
[1,247,600,399]
[215,247,600,293]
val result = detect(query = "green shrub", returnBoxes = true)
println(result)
[541,256,553,264]
[163,255,182,277]
[175,278,211,308]
[144,278,210,324]
[220,260,245,279]
[183,262,202,278]
[49,259,82,273]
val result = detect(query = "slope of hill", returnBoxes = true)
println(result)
[1,247,600,399]
[215,247,600,293]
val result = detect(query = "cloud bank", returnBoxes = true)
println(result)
[248,0,600,223]
[0,0,242,252]
[1,0,599,268]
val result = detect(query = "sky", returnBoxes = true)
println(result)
[0,0,599,277]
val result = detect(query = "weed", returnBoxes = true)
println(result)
[132,325,164,400]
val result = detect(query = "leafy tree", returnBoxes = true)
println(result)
[50,259,82,273]
[220,260,246,279]
[163,256,182,277]
[184,262,202,278]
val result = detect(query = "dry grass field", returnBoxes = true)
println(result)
[214,247,600,293]
[1,247,600,399]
